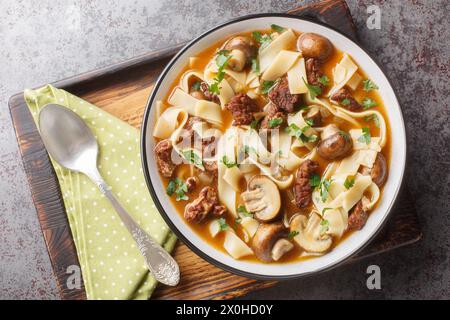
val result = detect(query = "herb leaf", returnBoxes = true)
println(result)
[218,218,229,231]
[268,118,283,128]
[302,77,322,99]
[251,58,260,75]
[357,127,371,145]
[250,118,262,129]
[237,205,253,218]
[364,114,380,128]
[320,219,330,234]
[252,31,272,51]
[182,150,204,170]
[322,208,333,215]
[288,230,299,239]
[341,98,351,106]
[285,123,318,143]
[167,178,189,201]
[317,75,330,86]
[309,173,321,188]
[270,24,286,33]
[319,178,333,202]
[362,97,378,110]
[344,176,355,189]
[363,79,379,92]
[222,155,237,168]
[208,50,232,95]
[166,180,176,196]
[261,80,277,94]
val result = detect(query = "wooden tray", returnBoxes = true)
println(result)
[8,0,422,300]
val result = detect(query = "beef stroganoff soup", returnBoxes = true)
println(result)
[152,25,390,263]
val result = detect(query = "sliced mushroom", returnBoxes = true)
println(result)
[224,36,258,71]
[361,153,388,187]
[241,175,281,222]
[305,105,322,127]
[290,212,332,253]
[252,222,290,262]
[271,239,294,261]
[317,124,353,160]
[297,33,334,61]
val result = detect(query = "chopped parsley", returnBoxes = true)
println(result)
[182,149,204,170]
[363,79,379,92]
[252,31,272,51]
[268,117,283,128]
[287,230,299,239]
[344,176,355,189]
[364,114,380,128]
[319,178,333,202]
[250,118,262,129]
[305,118,314,127]
[339,130,351,142]
[237,205,253,218]
[285,123,318,143]
[341,98,351,106]
[218,218,229,231]
[320,219,330,235]
[191,81,201,91]
[261,80,278,94]
[251,58,260,75]
[222,155,237,168]
[358,127,371,145]
[208,50,232,95]
[302,77,322,99]
[309,173,321,188]
[317,75,330,86]
[270,24,286,33]
[362,97,378,110]
[166,178,189,201]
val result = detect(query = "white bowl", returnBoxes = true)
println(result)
[141,14,406,280]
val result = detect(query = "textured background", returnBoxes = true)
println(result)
[0,0,448,299]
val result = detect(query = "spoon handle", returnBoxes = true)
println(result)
[87,168,180,286]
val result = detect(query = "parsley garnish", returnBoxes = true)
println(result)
[261,80,278,94]
[288,230,299,239]
[341,98,351,106]
[167,178,189,201]
[320,219,330,234]
[344,176,355,189]
[317,75,330,86]
[309,173,321,188]
[362,97,378,110]
[268,118,283,128]
[182,150,204,170]
[285,123,318,143]
[270,24,286,33]
[222,156,237,168]
[319,178,333,202]
[302,77,322,99]
[363,79,379,92]
[237,205,253,218]
[250,118,262,129]
[364,114,380,128]
[252,31,272,51]
[218,218,229,231]
[208,50,232,95]
[251,58,260,75]
[339,130,351,142]
[305,118,314,127]
[358,127,371,145]
[191,81,201,91]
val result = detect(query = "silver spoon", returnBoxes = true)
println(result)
[39,103,180,286]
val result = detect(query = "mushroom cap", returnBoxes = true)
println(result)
[296,33,333,61]
[224,36,257,63]
[305,105,322,127]
[290,213,332,253]
[241,175,281,222]
[271,238,294,261]
[252,222,288,262]
[317,125,353,160]
[370,153,388,187]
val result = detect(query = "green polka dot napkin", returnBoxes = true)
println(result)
[24,84,177,300]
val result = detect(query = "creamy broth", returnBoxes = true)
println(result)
[154,27,391,264]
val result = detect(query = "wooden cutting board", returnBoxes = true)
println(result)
[8,0,422,300]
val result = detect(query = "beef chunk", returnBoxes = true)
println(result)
[154,139,177,178]
[268,77,301,113]
[330,87,362,111]
[294,159,319,208]
[347,200,369,230]
[226,93,259,126]
[305,58,325,92]
[184,186,226,223]
[185,176,198,192]
[200,82,220,104]
[261,103,286,129]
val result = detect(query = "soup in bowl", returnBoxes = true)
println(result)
[141,15,405,279]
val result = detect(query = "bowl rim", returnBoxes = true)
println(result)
[140,13,407,280]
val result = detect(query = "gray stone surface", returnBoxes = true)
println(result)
[0,0,448,299]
